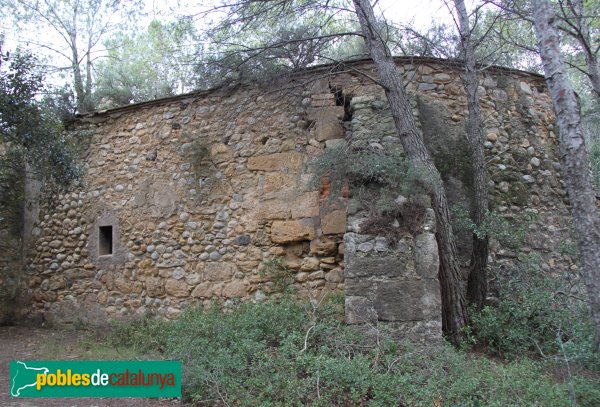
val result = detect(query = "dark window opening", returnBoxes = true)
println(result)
[99,225,113,256]
[332,87,353,121]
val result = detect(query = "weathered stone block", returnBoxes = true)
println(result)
[157,258,185,268]
[308,106,345,141]
[321,209,347,235]
[114,278,131,294]
[290,192,319,218]
[191,281,213,298]
[326,268,344,283]
[433,73,452,83]
[255,199,291,220]
[414,233,439,279]
[344,278,375,296]
[145,277,164,297]
[345,255,414,279]
[48,277,66,290]
[222,280,248,298]
[300,257,320,271]
[374,280,440,321]
[204,262,237,282]
[247,152,304,172]
[165,279,190,297]
[234,235,251,246]
[185,273,202,285]
[271,219,315,243]
[264,173,296,194]
[210,143,232,164]
[309,237,338,256]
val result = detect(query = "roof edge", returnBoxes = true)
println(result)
[74,56,545,121]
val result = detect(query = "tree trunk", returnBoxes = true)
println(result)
[83,34,94,112]
[351,0,468,344]
[70,39,86,112]
[454,0,489,310]
[533,0,600,352]
[69,2,88,113]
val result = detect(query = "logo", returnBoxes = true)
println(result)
[10,360,181,398]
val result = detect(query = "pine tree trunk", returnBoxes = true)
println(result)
[69,14,86,113]
[352,0,468,344]
[454,0,489,310]
[533,0,600,352]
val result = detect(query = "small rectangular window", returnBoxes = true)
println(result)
[99,225,113,255]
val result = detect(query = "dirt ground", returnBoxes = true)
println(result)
[0,326,184,407]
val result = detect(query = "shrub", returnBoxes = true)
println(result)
[110,299,599,405]
[258,256,296,294]
[450,203,535,249]
[470,254,600,372]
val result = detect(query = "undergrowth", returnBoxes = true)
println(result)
[467,254,600,406]
[470,255,600,370]
[258,256,295,294]
[110,298,600,406]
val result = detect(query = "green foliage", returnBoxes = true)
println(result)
[259,256,296,294]
[395,22,460,59]
[559,237,580,259]
[182,134,212,176]
[197,0,366,88]
[451,204,536,249]
[311,145,433,236]
[94,19,201,107]
[0,50,80,322]
[2,0,144,112]
[473,7,541,72]
[0,51,81,226]
[110,314,167,355]
[470,254,600,371]
[110,299,598,406]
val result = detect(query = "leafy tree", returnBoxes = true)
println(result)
[93,19,202,108]
[2,0,143,113]
[392,22,460,58]
[0,49,80,323]
[532,0,600,352]
[450,0,491,310]
[194,0,365,87]
[374,0,504,310]
[471,3,540,72]
[352,0,468,344]
[554,0,600,100]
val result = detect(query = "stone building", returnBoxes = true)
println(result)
[6,57,575,340]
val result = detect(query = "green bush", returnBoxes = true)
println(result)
[258,256,296,294]
[110,299,599,405]
[470,254,600,372]
[450,204,536,249]
[110,314,167,354]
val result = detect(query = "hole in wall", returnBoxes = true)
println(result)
[332,87,353,122]
[99,225,113,256]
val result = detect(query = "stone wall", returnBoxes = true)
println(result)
[10,57,575,338]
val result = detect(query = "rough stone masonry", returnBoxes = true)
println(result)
[7,57,576,341]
